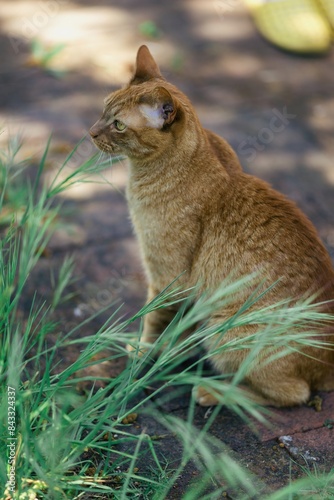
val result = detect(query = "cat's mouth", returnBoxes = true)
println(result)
[92,138,120,155]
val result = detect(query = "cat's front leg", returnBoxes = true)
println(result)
[126,284,179,356]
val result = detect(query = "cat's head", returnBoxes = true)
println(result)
[89,46,189,160]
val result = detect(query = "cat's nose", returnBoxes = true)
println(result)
[89,123,102,139]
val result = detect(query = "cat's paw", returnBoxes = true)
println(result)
[126,340,149,357]
[126,338,161,358]
[192,385,220,407]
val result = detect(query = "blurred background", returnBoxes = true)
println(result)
[0,0,333,318]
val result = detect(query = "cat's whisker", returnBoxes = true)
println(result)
[98,151,103,165]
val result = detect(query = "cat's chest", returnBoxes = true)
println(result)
[127,190,200,283]
[129,197,183,242]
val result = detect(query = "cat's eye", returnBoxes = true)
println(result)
[113,120,127,132]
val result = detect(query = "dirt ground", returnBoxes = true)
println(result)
[1,0,334,497]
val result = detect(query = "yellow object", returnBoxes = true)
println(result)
[243,0,332,54]
[317,0,334,32]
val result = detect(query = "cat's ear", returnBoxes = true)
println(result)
[139,87,177,128]
[131,45,163,84]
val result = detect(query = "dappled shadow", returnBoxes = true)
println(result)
[2,0,333,364]
[2,2,334,494]
[1,1,333,219]
[2,0,334,393]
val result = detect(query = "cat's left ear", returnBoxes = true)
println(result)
[131,45,163,84]
[139,87,177,128]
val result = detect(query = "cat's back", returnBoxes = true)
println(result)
[200,168,334,304]
[206,129,242,175]
[230,171,325,249]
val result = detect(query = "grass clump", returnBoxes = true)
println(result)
[0,138,333,499]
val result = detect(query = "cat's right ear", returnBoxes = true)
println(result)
[130,45,163,84]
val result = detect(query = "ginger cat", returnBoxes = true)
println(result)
[90,45,334,407]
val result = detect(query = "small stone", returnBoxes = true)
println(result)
[121,413,138,425]
[279,435,292,448]
[73,306,83,318]
[307,395,322,412]
[86,467,96,476]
